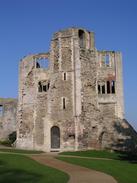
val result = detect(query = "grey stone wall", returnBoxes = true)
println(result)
[0,98,17,141]
[16,27,137,152]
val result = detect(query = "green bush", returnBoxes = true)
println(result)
[0,140,12,147]
[0,131,17,147]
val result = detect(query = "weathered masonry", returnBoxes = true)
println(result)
[0,98,17,141]
[16,27,137,152]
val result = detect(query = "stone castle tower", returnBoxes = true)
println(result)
[16,28,137,152]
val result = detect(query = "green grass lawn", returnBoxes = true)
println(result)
[0,153,69,183]
[60,150,121,159]
[58,150,137,183]
[0,148,43,154]
[60,150,137,161]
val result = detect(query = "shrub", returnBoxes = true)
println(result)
[8,131,16,144]
[0,140,12,147]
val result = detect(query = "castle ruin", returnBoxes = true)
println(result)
[1,28,137,152]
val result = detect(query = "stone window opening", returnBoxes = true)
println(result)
[107,81,110,94]
[36,62,40,68]
[102,84,105,94]
[38,81,50,93]
[98,83,106,94]
[36,57,49,69]
[78,30,85,48]
[0,105,3,117]
[63,72,67,81]
[43,85,47,92]
[38,82,42,92]
[63,97,66,110]
[111,81,115,94]
[104,54,110,66]
[98,81,116,94]
[98,85,101,94]
[68,134,75,139]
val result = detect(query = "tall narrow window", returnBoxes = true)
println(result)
[111,81,115,94]
[63,98,66,109]
[102,85,105,94]
[43,85,47,92]
[79,30,85,48]
[38,82,42,92]
[107,81,110,94]
[105,54,109,66]
[64,73,66,80]
[0,105,3,117]
[98,85,101,94]
[48,83,50,90]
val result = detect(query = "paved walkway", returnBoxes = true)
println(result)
[30,154,117,183]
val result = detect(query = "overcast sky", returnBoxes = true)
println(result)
[0,0,137,130]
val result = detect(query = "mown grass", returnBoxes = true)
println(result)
[0,153,69,183]
[58,151,137,183]
[0,148,43,154]
[60,150,137,161]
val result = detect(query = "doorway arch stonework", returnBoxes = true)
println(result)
[51,126,60,149]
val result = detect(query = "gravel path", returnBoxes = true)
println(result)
[30,154,117,183]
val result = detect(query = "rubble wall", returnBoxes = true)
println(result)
[16,27,137,152]
[0,98,17,141]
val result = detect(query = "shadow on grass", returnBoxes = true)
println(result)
[116,150,137,163]
[0,154,42,182]
[0,168,42,183]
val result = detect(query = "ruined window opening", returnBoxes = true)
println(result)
[68,134,75,138]
[36,62,40,68]
[36,57,49,69]
[38,81,50,93]
[105,54,110,66]
[64,73,67,80]
[63,98,66,109]
[43,85,47,92]
[0,105,3,117]
[98,85,101,94]
[38,82,42,92]
[102,85,105,94]
[111,81,115,94]
[79,30,85,48]
[107,81,110,94]
[48,83,50,90]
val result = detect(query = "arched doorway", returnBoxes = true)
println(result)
[51,126,60,149]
